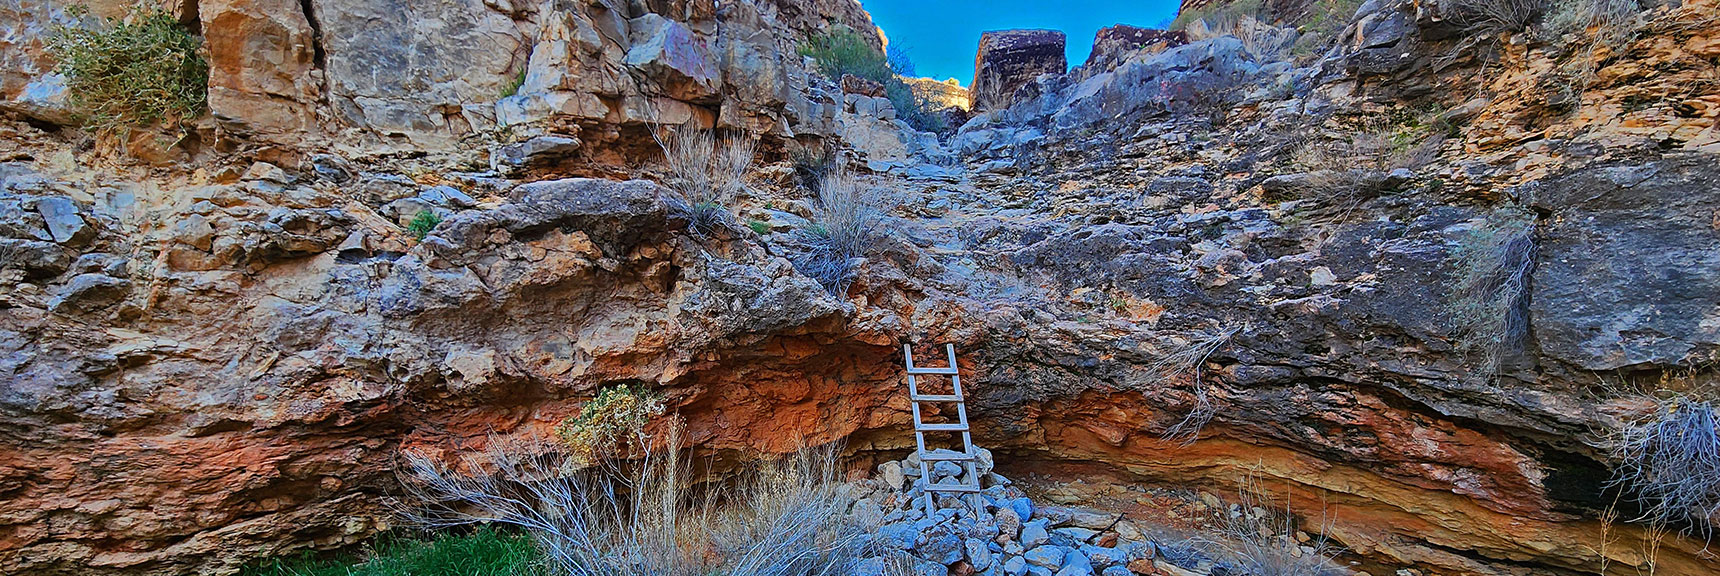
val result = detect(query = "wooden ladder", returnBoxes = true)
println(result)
[904,343,982,516]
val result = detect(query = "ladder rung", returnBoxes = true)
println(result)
[925,483,981,493]
[916,423,968,432]
[911,394,963,402]
[922,452,976,462]
[907,367,960,375]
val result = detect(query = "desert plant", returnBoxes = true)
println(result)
[1447,211,1537,376]
[1436,0,1546,64]
[1199,474,1346,576]
[1185,12,1298,62]
[799,27,890,84]
[884,79,948,133]
[1154,325,1242,445]
[407,210,443,241]
[47,7,208,133]
[556,383,666,464]
[792,168,890,295]
[241,527,544,576]
[500,69,527,98]
[747,219,771,235]
[1547,0,1641,43]
[402,427,865,576]
[1441,0,1546,36]
[653,123,755,237]
[1170,0,1265,32]
[800,28,946,133]
[1609,397,1720,540]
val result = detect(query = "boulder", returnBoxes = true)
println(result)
[1530,158,1720,369]
[973,29,1066,109]
[48,273,130,313]
[34,196,91,246]
[314,0,523,141]
[199,0,321,136]
[491,135,583,176]
[841,74,886,97]
[626,13,722,103]
[1084,25,1187,68]
[0,238,71,278]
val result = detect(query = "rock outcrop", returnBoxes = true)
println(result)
[972,29,1066,109]
[2,0,1719,576]
[1084,25,1187,68]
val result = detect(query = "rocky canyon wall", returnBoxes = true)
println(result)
[2,0,1719,575]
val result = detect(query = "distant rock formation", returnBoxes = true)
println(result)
[1084,25,1188,69]
[971,29,1065,110]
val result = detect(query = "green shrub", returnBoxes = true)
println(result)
[555,383,665,463]
[748,219,771,235]
[800,28,947,133]
[1170,0,1264,31]
[241,527,543,576]
[406,210,443,241]
[798,26,890,84]
[47,7,208,133]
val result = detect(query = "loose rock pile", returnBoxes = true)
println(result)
[841,450,1170,576]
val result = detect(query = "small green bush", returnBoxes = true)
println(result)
[800,28,948,133]
[747,219,771,235]
[406,210,443,241]
[241,527,543,576]
[556,383,665,463]
[798,26,890,84]
[885,80,947,133]
[47,7,208,133]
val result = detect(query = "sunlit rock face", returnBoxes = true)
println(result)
[2,0,1719,575]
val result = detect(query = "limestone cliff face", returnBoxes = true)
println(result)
[2,0,1719,576]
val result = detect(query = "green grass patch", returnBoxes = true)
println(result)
[747,219,771,235]
[500,69,526,98]
[407,210,442,241]
[47,7,208,133]
[242,527,543,576]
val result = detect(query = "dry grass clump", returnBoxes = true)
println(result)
[47,7,208,133]
[1199,474,1346,576]
[1185,13,1298,62]
[1446,211,1536,377]
[792,168,891,295]
[1547,0,1642,44]
[1609,395,1720,541]
[1153,325,1242,445]
[1441,0,1546,37]
[402,426,868,576]
[654,122,756,237]
[1280,119,1446,215]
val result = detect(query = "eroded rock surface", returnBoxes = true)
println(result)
[1,0,1719,575]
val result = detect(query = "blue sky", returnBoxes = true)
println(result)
[859,0,1181,86]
